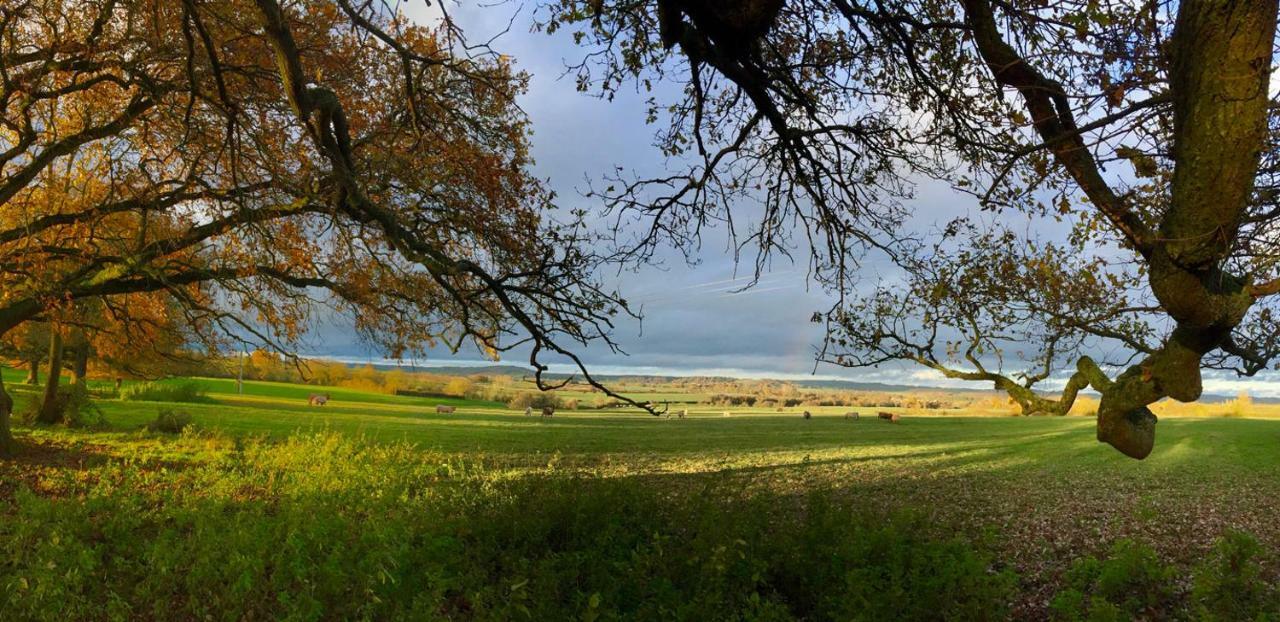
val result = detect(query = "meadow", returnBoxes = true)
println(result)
[3,371,1280,620]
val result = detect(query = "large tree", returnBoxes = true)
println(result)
[0,0,651,455]
[544,0,1280,458]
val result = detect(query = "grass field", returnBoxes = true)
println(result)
[4,374,1280,619]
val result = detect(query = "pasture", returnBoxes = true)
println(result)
[3,374,1280,620]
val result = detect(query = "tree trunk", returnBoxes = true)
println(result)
[0,372,13,457]
[1089,0,1278,459]
[24,357,38,385]
[36,329,63,424]
[71,343,88,386]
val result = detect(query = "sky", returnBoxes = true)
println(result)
[306,2,1280,397]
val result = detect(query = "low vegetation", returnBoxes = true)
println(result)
[0,431,1024,621]
[120,381,208,404]
[4,370,1280,619]
[146,408,193,434]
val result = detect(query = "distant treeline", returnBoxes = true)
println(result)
[705,393,953,409]
[163,351,994,412]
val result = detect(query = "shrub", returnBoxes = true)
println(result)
[18,383,103,428]
[62,384,105,428]
[121,381,208,403]
[1191,531,1279,620]
[147,408,193,434]
[442,377,474,397]
[466,386,513,404]
[1223,391,1253,418]
[1050,539,1176,621]
[507,392,560,410]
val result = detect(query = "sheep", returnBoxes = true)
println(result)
[524,406,533,417]
[435,405,456,414]
[678,409,687,419]
[802,410,812,420]
[308,393,330,406]
[877,411,900,423]
[541,406,555,418]
[844,411,860,420]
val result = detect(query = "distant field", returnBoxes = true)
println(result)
[5,374,1280,618]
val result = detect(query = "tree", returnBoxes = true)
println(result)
[35,326,63,424]
[2,322,49,385]
[443,377,475,397]
[545,0,1280,458]
[0,0,653,454]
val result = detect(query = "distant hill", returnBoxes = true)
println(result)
[346,360,1003,395]
[339,359,1265,402]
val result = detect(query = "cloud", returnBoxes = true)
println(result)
[294,4,1280,396]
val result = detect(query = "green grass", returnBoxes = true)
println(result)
[5,375,1280,619]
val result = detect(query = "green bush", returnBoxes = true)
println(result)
[17,383,102,428]
[0,433,1017,621]
[1191,531,1279,620]
[1050,539,1176,621]
[120,381,208,403]
[147,408,193,434]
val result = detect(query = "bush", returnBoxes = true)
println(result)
[1050,539,1176,621]
[121,381,208,403]
[442,377,474,397]
[507,392,560,410]
[1191,531,1279,620]
[18,383,103,428]
[147,408,193,434]
[1223,391,1253,418]
[466,386,513,404]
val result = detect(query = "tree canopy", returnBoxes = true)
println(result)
[543,0,1280,458]
[0,0,652,454]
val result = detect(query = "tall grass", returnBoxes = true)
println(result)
[119,380,208,403]
[0,432,1016,621]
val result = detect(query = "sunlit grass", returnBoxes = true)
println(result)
[6,374,1280,618]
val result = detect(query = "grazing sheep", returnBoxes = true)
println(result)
[844,411,860,420]
[723,411,732,417]
[524,406,533,417]
[308,393,330,406]
[436,405,456,414]
[802,410,812,420]
[678,409,687,419]
[541,406,555,418]
[877,411,900,423]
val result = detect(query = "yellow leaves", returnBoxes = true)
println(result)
[1115,146,1160,179]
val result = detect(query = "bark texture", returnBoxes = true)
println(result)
[70,342,88,386]
[1089,0,1277,458]
[0,374,12,457]
[962,0,1277,458]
